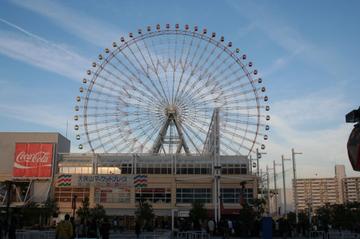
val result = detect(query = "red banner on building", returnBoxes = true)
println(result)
[13,143,54,178]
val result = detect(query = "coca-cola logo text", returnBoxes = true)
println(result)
[16,151,51,164]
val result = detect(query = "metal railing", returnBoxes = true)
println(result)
[175,231,209,239]
[310,230,359,239]
[16,230,55,239]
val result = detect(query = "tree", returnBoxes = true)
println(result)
[43,198,59,225]
[135,200,155,231]
[315,203,331,229]
[189,201,208,230]
[238,203,256,236]
[252,198,266,219]
[76,197,90,222]
[90,204,106,221]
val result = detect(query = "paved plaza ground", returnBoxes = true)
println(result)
[11,229,360,239]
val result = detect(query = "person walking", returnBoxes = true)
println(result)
[0,219,3,239]
[100,218,111,239]
[87,218,98,238]
[207,219,215,236]
[56,214,73,239]
[8,217,16,239]
[135,220,141,239]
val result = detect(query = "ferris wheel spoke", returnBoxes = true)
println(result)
[218,136,241,155]
[171,32,180,104]
[182,118,209,137]
[132,37,172,104]
[172,33,187,103]
[220,97,262,107]
[95,130,131,153]
[83,122,125,138]
[222,87,263,99]
[137,36,172,104]
[180,124,201,154]
[221,127,261,146]
[222,117,264,127]
[118,48,168,104]
[84,126,128,152]
[175,37,215,101]
[221,122,264,137]
[110,54,164,103]
[173,31,198,103]
[177,73,217,104]
[101,61,160,103]
[181,121,207,147]
[173,35,204,99]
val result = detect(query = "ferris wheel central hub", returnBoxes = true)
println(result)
[165,105,178,117]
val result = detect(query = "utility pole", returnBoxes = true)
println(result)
[256,148,260,176]
[292,148,302,225]
[266,165,271,215]
[273,160,279,217]
[281,155,291,215]
[249,155,253,174]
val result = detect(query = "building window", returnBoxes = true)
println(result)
[59,166,92,174]
[176,188,212,203]
[176,164,212,175]
[221,164,248,175]
[220,188,253,204]
[120,164,132,174]
[135,188,171,203]
[54,187,90,203]
[95,188,130,203]
[97,167,121,174]
[136,164,172,174]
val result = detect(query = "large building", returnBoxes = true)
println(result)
[294,165,360,212]
[0,132,70,206]
[0,132,258,228]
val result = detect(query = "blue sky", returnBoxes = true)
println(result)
[0,0,359,180]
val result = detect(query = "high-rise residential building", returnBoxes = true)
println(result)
[293,165,349,212]
[343,177,360,202]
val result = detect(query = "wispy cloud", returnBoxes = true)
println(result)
[263,92,355,178]
[11,0,123,47]
[227,0,346,78]
[271,91,348,129]
[0,30,88,81]
[0,103,69,131]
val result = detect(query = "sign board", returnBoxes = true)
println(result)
[178,210,190,217]
[56,174,131,187]
[13,143,53,178]
[347,126,360,171]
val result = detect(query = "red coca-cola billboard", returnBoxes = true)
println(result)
[13,143,54,178]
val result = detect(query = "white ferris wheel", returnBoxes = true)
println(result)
[74,24,270,156]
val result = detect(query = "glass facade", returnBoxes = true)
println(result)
[136,164,172,174]
[176,164,212,174]
[221,164,248,175]
[135,188,171,203]
[221,188,254,204]
[176,188,212,203]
